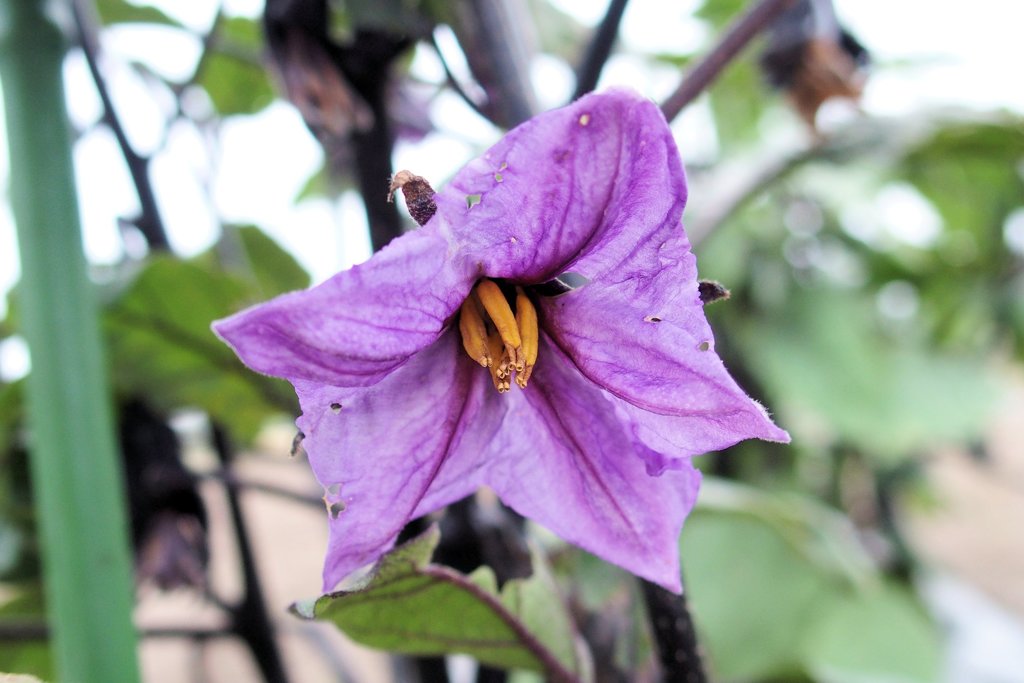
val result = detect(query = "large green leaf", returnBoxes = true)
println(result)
[681,484,941,682]
[901,121,1024,264]
[736,288,1000,465]
[800,583,941,683]
[681,509,841,680]
[104,256,296,440]
[293,525,589,681]
[196,226,311,298]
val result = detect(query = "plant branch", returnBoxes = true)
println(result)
[446,0,537,128]
[640,579,707,683]
[211,424,291,683]
[71,0,171,251]
[430,31,489,120]
[571,0,630,101]
[660,0,793,122]
[200,469,324,508]
[688,143,817,246]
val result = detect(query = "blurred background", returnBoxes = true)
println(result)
[1,0,1023,681]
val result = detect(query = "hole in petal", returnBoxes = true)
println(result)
[698,340,712,351]
[466,193,481,208]
[494,172,504,182]
[327,500,346,518]
[325,483,341,496]
[644,315,662,323]
[330,402,342,414]
[556,272,591,288]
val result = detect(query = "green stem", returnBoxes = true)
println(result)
[0,2,141,681]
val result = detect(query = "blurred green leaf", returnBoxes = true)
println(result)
[736,288,1000,465]
[94,0,181,27]
[0,380,23,457]
[707,58,767,151]
[902,121,1024,263]
[294,164,354,202]
[212,226,311,298]
[695,478,877,585]
[0,583,51,681]
[338,0,432,37]
[681,508,839,680]
[525,0,587,61]
[696,0,747,29]
[199,17,274,115]
[104,256,295,440]
[800,582,941,683]
[293,525,588,679]
[682,485,940,683]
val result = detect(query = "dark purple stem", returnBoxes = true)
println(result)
[211,424,291,683]
[70,0,170,251]
[571,0,630,101]
[660,0,794,122]
[640,579,707,683]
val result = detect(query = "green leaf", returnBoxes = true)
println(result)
[94,0,182,27]
[800,582,941,683]
[696,0,748,29]
[104,256,296,440]
[294,164,353,202]
[736,288,1000,465]
[524,0,588,61]
[681,485,943,682]
[695,478,878,585]
[293,525,587,680]
[0,583,52,681]
[230,226,310,297]
[681,509,841,680]
[706,57,768,151]
[339,0,432,37]
[199,17,274,115]
[200,53,274,116]
[902,121,1024,263]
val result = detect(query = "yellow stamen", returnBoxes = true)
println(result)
[475,280,522,369]
[486,332,510,393]
[514,287,538,388]
[458,294,491,367]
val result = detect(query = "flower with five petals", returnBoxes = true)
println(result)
[214,88,789,593]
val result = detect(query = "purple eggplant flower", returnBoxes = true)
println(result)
[214,88,788,593]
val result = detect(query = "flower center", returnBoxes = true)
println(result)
[458,280,538,393]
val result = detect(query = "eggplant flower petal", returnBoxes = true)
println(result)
[295,331,505,590]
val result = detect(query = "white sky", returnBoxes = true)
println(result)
[1,0,1023,379]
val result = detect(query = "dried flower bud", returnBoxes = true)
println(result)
[388,170,437,226]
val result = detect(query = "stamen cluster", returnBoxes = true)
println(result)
[458,280,538,392]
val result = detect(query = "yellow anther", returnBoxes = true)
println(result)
[458,295,491,368]
[486,331,510,393]
[514,287,538,388]
[475,280,521,370]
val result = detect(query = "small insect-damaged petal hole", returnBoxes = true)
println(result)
[698,341,712,351]
[327,500,346,518]
[329,402,342,414]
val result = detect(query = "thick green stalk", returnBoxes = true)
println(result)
[0,2,141,681]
